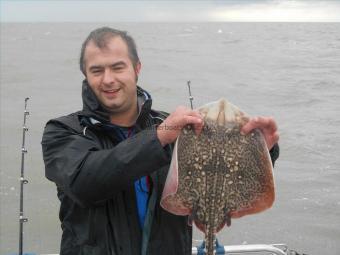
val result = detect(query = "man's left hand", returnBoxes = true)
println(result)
[241,116,279,150]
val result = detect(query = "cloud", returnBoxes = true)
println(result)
[1,0,340,22]
[211,0,340,22]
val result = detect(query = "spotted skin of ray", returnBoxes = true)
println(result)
[179,121,270,253]
[161,99,275,255]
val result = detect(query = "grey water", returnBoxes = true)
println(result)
[1,23,339,255]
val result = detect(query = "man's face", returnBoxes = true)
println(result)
[84,36,141,115]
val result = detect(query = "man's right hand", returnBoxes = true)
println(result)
[157,106,204,147]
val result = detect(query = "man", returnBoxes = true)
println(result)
[41,27,279,255]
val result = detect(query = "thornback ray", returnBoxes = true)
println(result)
[160,98,275,255]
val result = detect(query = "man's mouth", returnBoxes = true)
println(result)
[104,88,120,93]
[103,88,121,96]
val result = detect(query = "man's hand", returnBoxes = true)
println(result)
[241,116,279,150]
[157,106,204,147]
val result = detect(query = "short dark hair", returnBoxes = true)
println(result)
[79,27,140,75]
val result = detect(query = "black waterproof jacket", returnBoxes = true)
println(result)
[41,81,193,255]
[42,81,280,255]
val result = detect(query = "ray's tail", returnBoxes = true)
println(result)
[205,230,215,255]
[204,195,217,255]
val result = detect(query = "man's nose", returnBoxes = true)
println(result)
[102,69,116,85]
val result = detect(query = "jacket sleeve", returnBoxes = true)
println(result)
[41,120,170,207]
[269,143,280,167]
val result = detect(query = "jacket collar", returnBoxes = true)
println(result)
[80,79,153,126]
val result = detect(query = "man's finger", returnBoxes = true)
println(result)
[189,110,203,118]
[193,120,204,136]
[241,116,277,134]
[270,131,280,145]
[184,115,203,126]
[241,118,257,134]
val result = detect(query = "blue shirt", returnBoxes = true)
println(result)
[114,125,149,228]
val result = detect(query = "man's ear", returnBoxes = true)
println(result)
[135,61,141,75]
[135,61,141,82]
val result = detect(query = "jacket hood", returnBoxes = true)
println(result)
[80,80,153,125]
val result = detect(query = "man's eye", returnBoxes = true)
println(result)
[92,69,102,74]
[113,65,125,71]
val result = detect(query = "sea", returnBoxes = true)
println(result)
[1,23,339,255]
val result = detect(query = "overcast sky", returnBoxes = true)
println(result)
[1,0,340,22]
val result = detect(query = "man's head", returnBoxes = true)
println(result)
[80,27,140,75]
[80,27,141,122]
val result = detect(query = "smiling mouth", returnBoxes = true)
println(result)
[103,88,121,95]
[104,88,120,93]
[102,88,121,98]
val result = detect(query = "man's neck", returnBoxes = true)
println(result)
[110,106,138,127]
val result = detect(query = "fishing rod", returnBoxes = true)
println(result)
[19,97,29,255]
[187,80,194,110]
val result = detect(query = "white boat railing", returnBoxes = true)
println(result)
[192,243,289,255]
[38,243,290,255]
